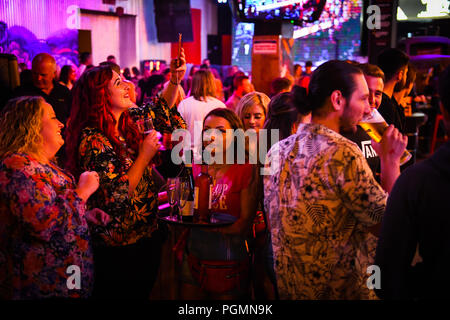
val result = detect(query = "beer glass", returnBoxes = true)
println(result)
[359,108,412,165]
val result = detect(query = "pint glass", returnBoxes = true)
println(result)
[359,108,412,165]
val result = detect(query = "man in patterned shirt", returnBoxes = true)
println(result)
[264,60,407,299]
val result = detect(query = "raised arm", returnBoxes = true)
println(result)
[161,48,187,108]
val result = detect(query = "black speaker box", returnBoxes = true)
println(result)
[154,0,194,43]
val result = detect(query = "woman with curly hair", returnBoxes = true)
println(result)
[64,51,187,299]
[0,96,105,299]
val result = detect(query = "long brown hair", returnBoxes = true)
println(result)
[191,69,216,102]
[65,65,141,176]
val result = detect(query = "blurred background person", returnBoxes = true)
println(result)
[77,52,92,79]
[59,65,77,91]
[122,67,132,81]
[178,69,226,154]
[225,75,254,112]
[293,64,303,85]
[377,48,410,134]
[270,77,293,97]
[184,65,199,96]
[107,55,117,65]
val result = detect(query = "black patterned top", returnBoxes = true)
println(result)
[78,127,157,247]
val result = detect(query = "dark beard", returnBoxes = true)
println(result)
[393,77,407,92]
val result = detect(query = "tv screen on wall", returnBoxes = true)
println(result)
[235,0,326,26]
[397,0,449,21]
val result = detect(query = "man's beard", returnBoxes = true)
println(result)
[339,103,358,134]
[393,76,407,92]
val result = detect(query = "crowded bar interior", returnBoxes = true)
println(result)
[1,0,450,304]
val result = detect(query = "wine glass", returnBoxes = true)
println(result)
[178,177,190,211]
[166,177,180,221]
[211,182,225,208]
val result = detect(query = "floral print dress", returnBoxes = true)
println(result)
[0,153,93,299]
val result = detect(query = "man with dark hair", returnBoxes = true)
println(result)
[223,65,240,100]
[377,48,410,134]
[225,74,254,111]
[375,65,450,300]
[393,62,416,111]
[107,55,117,64]
[303,60,313,75]
[299,60,313,90]
[270,77,292,97]
[202,58,210,68]
[264,60,407,299]
[343,63,385,181]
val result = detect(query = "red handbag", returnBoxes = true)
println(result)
[187,254,249,294]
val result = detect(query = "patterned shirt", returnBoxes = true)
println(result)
[0,153,93,299]
[130,96,187,133]
[78,127,158,247]
[264,123,387,300]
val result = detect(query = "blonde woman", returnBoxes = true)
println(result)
[235,91,276,299]
[235,91,270,133]
[0,96,106,299]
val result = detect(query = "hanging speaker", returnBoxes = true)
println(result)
[154,0,194,43]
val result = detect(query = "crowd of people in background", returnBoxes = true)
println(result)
[0,47,449,301]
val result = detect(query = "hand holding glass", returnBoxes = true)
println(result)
[136,117,154,135]
[359,108,412,165]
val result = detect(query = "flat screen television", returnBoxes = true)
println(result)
[234,0,326,26]
[397,0,449,21]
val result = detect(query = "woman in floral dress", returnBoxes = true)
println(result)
[0,96,103,299]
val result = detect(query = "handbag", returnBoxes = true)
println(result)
[187,254,249,295]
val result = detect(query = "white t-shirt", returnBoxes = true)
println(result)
[177,95,226,150]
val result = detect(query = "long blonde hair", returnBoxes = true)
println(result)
[235,91,270,122]
[0,96,44,159]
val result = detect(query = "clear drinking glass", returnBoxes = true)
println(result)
[359,108,412,166]
[178,177,190,211]
[166,177,180,221]
[136,117,154,135]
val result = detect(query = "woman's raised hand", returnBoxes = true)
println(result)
[170,48,187,83]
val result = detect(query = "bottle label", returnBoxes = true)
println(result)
[194,187,199,210]
[208,184,213,210]
[181,200,194,216]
